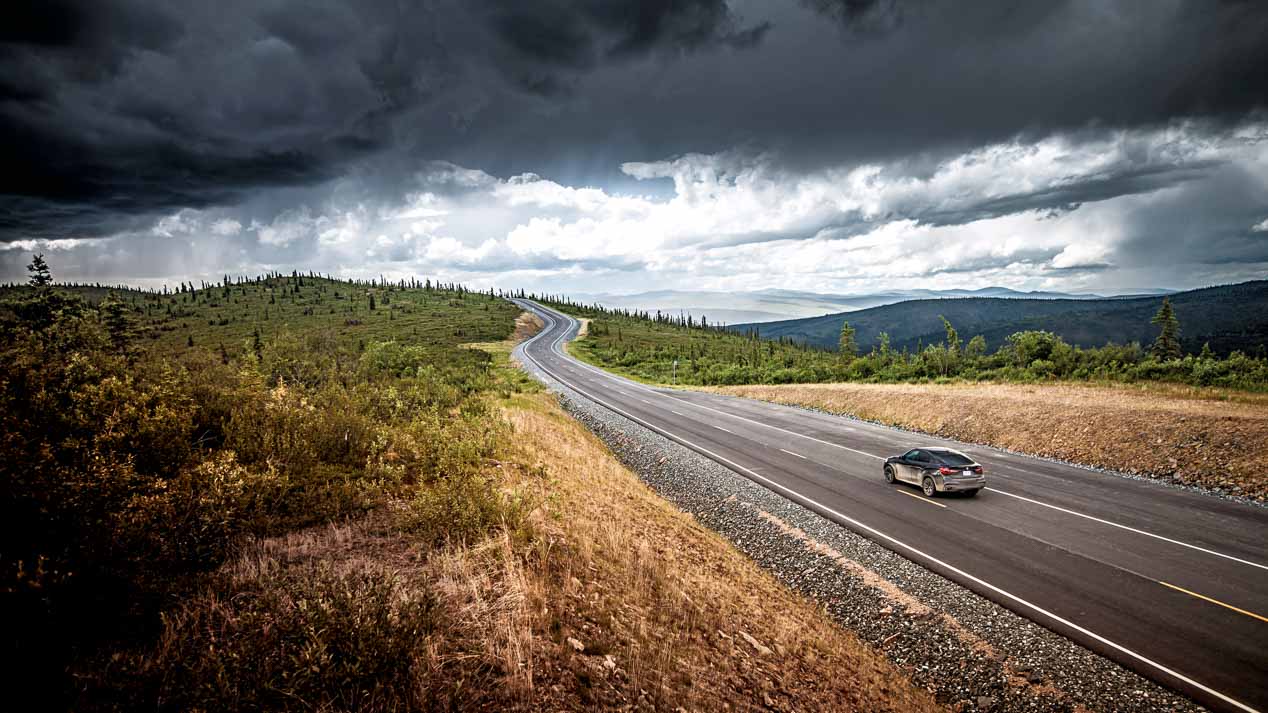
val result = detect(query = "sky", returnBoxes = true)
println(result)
[2,0,1267,296]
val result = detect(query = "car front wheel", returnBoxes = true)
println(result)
[884,465,896,483]
[922,476,937,497]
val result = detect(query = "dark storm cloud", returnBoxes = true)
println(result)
[0,0,767,241]
[914,161,1223,228]
[802,0,908,35]
[2,0,1266,245]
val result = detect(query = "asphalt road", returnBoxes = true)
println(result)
[513,299,1268,713]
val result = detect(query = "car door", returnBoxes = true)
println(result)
[906,450,931,483]
[897,449,922,483]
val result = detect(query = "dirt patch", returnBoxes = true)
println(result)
[514,311,545,342]
[713,381,1268,500]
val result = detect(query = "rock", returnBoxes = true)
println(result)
[762,691,775,708]
[567,637,585,652]
[1027,672,1043,684]
[975,695,994,709]
[879,605,894,615]
[739,631,773,656]
[603,655,617,672]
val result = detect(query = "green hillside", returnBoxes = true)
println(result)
[1,264,535,707]
[737,281,1268,356]
[0,272,520,358]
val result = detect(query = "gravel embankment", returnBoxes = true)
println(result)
[517,352,1203,713]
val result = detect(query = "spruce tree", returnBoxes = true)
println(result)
[27,254,52,287]
[1150,298,1182,360]
[838,321,857,358]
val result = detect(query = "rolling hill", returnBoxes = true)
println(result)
[733,281,1268,356]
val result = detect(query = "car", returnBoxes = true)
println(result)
[884,447,985,497]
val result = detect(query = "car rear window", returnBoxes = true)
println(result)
[936,451,974,466]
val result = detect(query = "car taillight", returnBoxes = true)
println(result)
[938,466,955,475]
[974,466,983,473]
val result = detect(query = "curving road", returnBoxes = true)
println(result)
[513,299,1268,713]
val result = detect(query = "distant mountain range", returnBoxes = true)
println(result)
[569,286,1175,325]
[729,281,1268,356]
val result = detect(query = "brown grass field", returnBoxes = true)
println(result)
[713,381,1268,501]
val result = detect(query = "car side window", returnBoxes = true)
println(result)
[911,450,928,463]
[903,449,919,461]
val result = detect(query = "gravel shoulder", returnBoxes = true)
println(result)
[516,351,1205,713]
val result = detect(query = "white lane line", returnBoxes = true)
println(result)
[533,304,1268,574]
[671,410,686,416]
[780,448,808,459]
[641,399,653,404]
[713,425,735,434]
[515,323,1259,713]
[986,487,1268,572]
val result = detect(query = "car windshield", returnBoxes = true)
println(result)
[934,451,974,466]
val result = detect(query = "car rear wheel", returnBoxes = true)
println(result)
[922,476,937,497]
[884,465,896,483]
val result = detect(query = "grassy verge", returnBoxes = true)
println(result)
[714,381,1268,500]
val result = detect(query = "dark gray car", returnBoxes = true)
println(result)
[884,447,985,497]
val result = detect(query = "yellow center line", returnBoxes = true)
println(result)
[896,489,946,508]
[1158,581,1268,624]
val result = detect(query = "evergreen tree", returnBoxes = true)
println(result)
[369,293,376,311]
[838,321,857,358]
[99,292,136,356]
[940,316,961,355]
[27,254,52,287]
[1150,298,1182,360]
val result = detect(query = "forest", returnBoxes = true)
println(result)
[537,294,1268,391]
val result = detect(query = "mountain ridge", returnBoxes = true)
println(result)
[730,281,1268,356]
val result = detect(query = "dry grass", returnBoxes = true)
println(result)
[117,320,942,711]
[714,381,1268,500]
[493,393,944,711]
[132,385,943,711]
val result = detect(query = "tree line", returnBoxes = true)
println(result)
[545,292,1268,391]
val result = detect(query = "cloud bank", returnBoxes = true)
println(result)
[1,0,1266,294]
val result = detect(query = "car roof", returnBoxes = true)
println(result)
[920,447,969,457]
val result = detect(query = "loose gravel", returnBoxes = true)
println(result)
[516,351,1205,713]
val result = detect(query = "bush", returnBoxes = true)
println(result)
[112,565,442,712]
